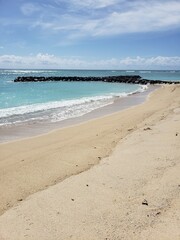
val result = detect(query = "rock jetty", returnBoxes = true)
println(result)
[14,75,180,85]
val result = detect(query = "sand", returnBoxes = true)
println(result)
[0,85,179,239]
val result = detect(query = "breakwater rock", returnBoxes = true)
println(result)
[14,75,180,85]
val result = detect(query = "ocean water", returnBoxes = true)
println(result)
[0,69,179,128]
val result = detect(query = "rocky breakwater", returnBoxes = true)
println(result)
[14,75,180,85]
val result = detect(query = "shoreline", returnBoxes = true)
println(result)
[0,84,179,215]
[0,84,179,239]
[0,85,157,143]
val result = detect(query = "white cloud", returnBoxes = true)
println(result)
[0,54,86,69]
[20,3,40,16]
[29,0,180,39]
[76,0,180,37]
[0,54,180,69]
[69,0,121,9]
[0,46,4,49]
[2,1,179,40]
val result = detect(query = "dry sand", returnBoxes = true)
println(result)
[0,85,179,239]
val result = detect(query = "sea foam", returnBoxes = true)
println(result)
[0,85,146,125]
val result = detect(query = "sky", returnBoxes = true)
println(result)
[0,0,180,69]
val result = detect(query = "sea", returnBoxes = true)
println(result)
[0,69,180,134]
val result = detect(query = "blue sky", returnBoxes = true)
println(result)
[0,0,180,69]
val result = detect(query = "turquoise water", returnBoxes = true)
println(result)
[0,69,179,127]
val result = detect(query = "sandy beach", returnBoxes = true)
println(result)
[0,85,179,239]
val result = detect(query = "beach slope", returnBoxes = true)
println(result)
[0,85,179,239]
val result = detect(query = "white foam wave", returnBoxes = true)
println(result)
[56,76,147,122]
[0,95,113,119]
[1,70,56,74]
[0,85,148,125]
[139,85,148,92]
[51,98,113,122]
[139,71,151,73]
